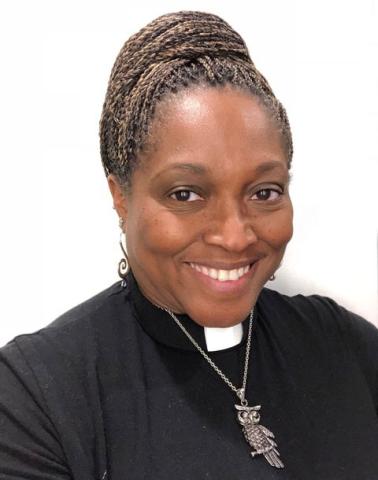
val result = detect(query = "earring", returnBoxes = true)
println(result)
[269,274,276,281]
[118,218,130,283]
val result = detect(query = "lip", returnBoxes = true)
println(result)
[185,260,259,295]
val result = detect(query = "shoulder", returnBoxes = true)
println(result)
[0,280,132,383]
[258,286,378,363]
[259,287,378,407]
[259,286,377,337]
[45,279,127,332]
[0,284,127,477]
[0,279,132,428]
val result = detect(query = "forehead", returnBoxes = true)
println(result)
[167,86,269,122]
[139,86,287,176]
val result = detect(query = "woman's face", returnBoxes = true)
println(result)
[109,86,293,327]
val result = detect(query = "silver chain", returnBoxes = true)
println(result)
[154,306,285,469]
[157,305,254,400]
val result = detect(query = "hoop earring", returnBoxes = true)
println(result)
[118,218,130,282]
[269,274,276,281]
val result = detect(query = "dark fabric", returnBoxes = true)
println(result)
[0,271,377,479]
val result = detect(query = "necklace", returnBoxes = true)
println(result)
[158,305,284,469]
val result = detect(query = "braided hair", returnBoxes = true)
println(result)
[99,11,293,189]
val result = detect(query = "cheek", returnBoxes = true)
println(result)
[129,207,195,259]
[256,208,293,249]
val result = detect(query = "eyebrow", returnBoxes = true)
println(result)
[156,160,288,177]
[253,160,288,175]
[155,162,207,178]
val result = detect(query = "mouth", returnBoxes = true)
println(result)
[188,262,254,282]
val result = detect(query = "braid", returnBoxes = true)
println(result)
[99,11,293,187]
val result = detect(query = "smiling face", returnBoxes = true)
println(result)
[109,85,293,327]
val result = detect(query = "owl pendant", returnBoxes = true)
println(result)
[235,402,284,469]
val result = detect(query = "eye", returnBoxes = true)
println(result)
[169,189,203,202]
[252,188,282,202]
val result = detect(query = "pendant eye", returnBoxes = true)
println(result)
[252,412,260,422]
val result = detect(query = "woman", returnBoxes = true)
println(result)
[1,10,377,479]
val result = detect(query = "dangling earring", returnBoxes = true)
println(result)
[118,217,130,284]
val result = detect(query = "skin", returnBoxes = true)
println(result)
[108,85,293,327]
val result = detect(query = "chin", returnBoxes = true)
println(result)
[185,288,260,328]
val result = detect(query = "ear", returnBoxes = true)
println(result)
[107,174,128,228]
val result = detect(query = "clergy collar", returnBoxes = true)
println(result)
[125,270,252,353]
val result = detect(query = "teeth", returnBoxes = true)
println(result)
[190,263,251,281]
[218,270,229,281]
[229,269,239,281]
[209,268,218,280]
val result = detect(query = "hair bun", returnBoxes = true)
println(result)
[100,10,293,185]
[135,11,252,64]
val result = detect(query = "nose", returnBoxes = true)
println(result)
[203,200,258,252]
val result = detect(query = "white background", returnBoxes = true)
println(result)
[0,0,377,347]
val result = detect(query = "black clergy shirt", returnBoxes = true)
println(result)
[0,271,378,479]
